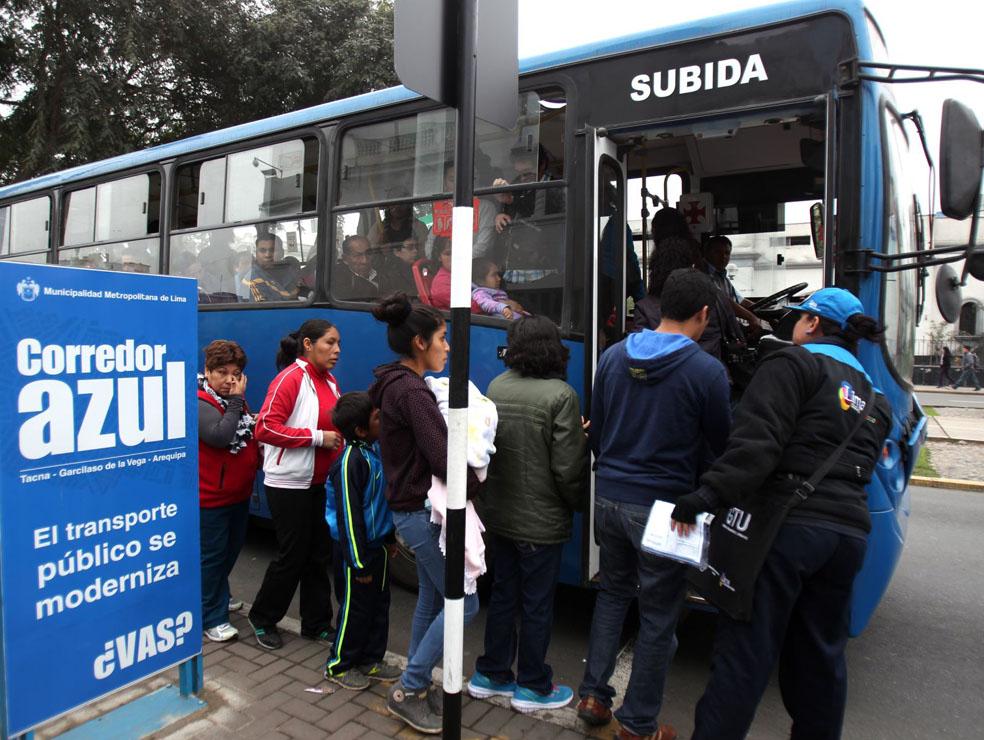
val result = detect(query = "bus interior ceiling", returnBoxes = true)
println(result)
[618,107,828,300]
[623,109,826,212]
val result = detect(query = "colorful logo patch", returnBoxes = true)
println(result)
[838,381,866,413]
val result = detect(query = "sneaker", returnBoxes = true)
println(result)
[467,671,517,699]
[301,628,336,647]
[510,684,574,713]
[228,597,244,611]
[614,723,678,740]
[577,695,613,726]
[325,667,370,691]
[248,618,282,650]
[427,685,443,716]
[388,681,441,734]
[204,623,239,642]
[358,661,402,682]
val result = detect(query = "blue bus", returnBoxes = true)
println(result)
[1,0,981,635]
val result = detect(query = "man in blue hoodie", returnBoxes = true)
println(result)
[576,268,732,740]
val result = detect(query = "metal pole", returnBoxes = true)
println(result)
[444,0,477,737]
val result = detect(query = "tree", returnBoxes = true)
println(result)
[0,0,397,185]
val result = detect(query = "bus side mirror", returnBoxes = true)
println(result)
[939,99,983,220]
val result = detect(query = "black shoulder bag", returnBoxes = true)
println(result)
[687,409,868,621]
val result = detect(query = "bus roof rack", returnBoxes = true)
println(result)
[839,60,984,88]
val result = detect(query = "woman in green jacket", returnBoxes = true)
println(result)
[466,316,588,713]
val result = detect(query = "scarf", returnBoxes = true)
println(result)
[197,373,255,454]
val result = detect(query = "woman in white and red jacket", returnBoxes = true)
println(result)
[198,339,260,643]
[247,319,343,651]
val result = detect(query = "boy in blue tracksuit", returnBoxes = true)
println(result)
[324,392,400,690]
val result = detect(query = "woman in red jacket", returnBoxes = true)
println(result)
[247,319,343,650]
[198,340,260,643]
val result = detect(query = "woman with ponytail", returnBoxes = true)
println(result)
[671,288,892,739]
[247,319,343,651]
[368,292,480,734]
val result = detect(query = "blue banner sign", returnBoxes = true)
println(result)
[0,263,200,736]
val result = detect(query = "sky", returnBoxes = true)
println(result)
[517,0,984,212]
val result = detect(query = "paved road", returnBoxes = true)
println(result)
[229,485,984,738]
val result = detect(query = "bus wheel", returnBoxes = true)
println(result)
[389,533,419,591]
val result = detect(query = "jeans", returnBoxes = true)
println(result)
[578,497,687,736]
[475,535,564,694]
[200,501,250,629]
[249,485,334,635]
[692,524,867,740]
[954,366,981,389]
[392,508,479,692]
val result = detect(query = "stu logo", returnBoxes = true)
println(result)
[725,507,751,534]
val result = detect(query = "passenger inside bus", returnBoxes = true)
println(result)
[427,162,497,259]
[429,236,453,310]
[368,194,428,258]
[333,234,379,301]
[702,235,765,337]
[378,235,420,296]
[240,232,299,302]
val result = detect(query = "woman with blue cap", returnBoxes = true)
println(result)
[670,287,892,740]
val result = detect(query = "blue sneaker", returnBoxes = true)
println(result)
[466,672,516,699]
[510,684,574,713]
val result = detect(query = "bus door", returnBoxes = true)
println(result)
[585,126,627,580]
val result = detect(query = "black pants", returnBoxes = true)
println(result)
[692,524,867,740]
[249,485,334,635]
[475,534,564,694]
[325,544,390,675]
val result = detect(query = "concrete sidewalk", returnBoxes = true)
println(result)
[37,609,601,740]
[923,416,984,442]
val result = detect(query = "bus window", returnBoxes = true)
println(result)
[882,107,918,380]
[335,91,568,324]
[62,187,97,245]
[174,157,226,229]
[0,196,50,261]
[338,110,455,207]
[226,139,318,222]
[475,90,566,185]
[173,138,317,229]
[59,173,162,273]
[169,217,316,303]
[478,90,568,324]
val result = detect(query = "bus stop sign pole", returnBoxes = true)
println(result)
[395,1,517,736]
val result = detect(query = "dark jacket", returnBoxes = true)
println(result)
[368,362,479,512]
[333,261,378,301]
[694,337,891,533]
[477,369,588,544]
[591,330,731,506]
[326,440,393,576]
[632,290,742,365]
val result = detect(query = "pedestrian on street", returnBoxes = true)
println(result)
[248,319,343,650]
[937,345,954,387]
[467,316,588,713]
[578,269,732,740]
[952,344,981,391]
[197,339,260,643]
[323,392,402,690]
[671,288,891,740]
[369,292,481,735]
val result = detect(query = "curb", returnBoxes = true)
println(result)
[912,475,984,492]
